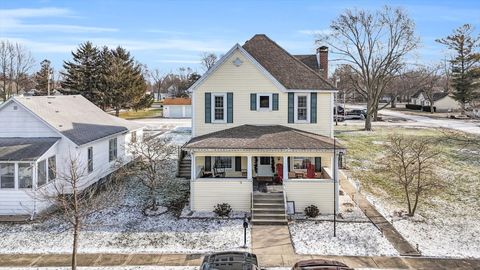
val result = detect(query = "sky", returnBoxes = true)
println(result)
[1,0,480,77]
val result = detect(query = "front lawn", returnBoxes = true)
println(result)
[118,108,163,119]
[336,126,480,258]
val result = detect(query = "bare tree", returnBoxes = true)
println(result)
[418,65,443,113]
[13,43,35,95]
[0,41,35,100]
[383,135,440,216]
[318,6,418,130]
[200,52,217,71]
[40,156,125,270]
[122,135,176,214]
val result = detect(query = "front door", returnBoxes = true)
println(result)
[257,157,273,176]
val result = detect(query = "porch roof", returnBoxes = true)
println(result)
[183,125,345,152]
[0,137,60,161]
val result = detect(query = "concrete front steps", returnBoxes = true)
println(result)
[177,158,191,179]
[251,192,287,225]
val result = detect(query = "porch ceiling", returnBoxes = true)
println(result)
[0,137,60,161]
[183,125,345,152]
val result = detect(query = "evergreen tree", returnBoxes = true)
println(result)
[437,24,480,113]
[34,59,53,95]
[102,46,149,116]
[60,42,102,105]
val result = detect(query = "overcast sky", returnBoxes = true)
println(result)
[1,0,479,76]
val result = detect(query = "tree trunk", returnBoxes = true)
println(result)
[365,113,372,131]
[391,96,397,108]
[430,101,434,114]
[115,108,120,117]
[72,218,79,270]
[404,185,412,215]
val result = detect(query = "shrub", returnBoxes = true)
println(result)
[304,205,320,218]
[405,104,422,110]
[159,179,189,218]
[214,203,232,217]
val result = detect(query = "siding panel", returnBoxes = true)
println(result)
[192,180,252,211]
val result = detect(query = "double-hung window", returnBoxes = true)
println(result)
[215,157,232,168]
[88,147,94,173]
[294,94,310,123]
[0,163,15,189]
[109,138,118,162]
[212,93,226,123]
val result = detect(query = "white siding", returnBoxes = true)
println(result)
[191,179,252,211]
[0,101,58,137]
[284,180,335,214]
[193,49,333,137]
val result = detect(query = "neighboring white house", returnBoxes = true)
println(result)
[0,95,143,216]
[163,98,192,118]
[410,90,461,112]
[180,34,345,224]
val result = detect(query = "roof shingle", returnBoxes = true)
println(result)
[0,137,60,161]
[242,34,334,90]
[183,125,344,151]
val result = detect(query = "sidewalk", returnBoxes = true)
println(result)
[340,172,421,256]
[0,253,479,269]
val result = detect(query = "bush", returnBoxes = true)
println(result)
[214,203,232,217]
[304,205,320,218]
[405,104,422,110]
[159,179,189,218]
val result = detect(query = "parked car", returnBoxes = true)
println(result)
[292,259,354,270]
[200,252,261,270]
[334,114,345,122]
[346,109,366,120]
[333,105,345,115]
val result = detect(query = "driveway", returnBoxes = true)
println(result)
[344,105,480,135]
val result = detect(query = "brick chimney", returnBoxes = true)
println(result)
[316,46,328,80]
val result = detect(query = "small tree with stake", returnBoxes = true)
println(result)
[383,135,440,216]
[39,155,125,270]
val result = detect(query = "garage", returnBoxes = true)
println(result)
[163,98,192,118]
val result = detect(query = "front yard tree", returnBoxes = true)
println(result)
[41,156,124,270]
[318,6,418,130]
[437,24,480,114]
[34,59,53,95]
[125,135,176,213]
[384,135,440,216]
[61,41,103,105]
[102,46,150,116]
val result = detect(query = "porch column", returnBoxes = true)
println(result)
[190,152,196,180]
[283,155,288,181]
[334,151,340,213]
[247,155,252,180]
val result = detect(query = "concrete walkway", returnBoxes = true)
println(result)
[340,172,420,256]
[0,253,479,269]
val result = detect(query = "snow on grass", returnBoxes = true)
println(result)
[0,175,250,254]
[290,221,398,256]
[337,126,480,258]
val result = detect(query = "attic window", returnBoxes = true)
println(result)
[13,106,18,110]
[232,57,243,67]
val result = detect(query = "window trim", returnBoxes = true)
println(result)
[211,93,227,123]
[294,93,310,123]
[256,93,272,111]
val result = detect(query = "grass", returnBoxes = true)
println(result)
[336,125,480,218]
[118,108,163,119]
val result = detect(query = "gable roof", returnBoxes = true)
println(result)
[0,137,60,161]
[242,34,334,90]
[11,95,143,146]
[163,97,191,105]
[433,92,449,101]
[183,124,344,151]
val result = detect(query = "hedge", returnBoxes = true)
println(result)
[405,104,436,112]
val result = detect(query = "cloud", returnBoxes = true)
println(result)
[298,29,332,36]
[2,37,76,53]
[0,7,118,33]
[157,59,200,64]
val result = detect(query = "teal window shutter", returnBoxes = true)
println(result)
[288,93,294,123]
[227,92,233,123]
[272,93,279,111]
[205,92,211,123]
[250,93,257,110]
[311,93,317,123]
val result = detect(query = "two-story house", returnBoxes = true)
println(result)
[181,34,345,224]
[0,95,143,217]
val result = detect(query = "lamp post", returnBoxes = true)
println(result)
[242,213,249,248]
